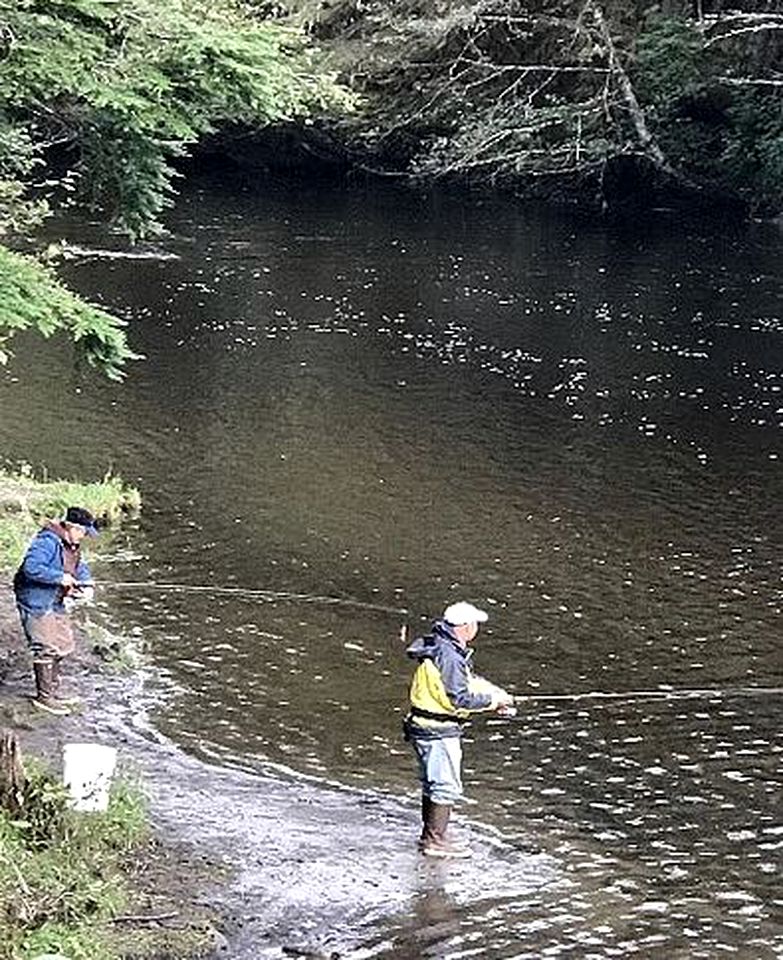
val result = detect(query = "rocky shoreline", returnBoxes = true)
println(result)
[0,589,554,960]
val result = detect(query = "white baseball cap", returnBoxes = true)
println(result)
[443,601,488,626]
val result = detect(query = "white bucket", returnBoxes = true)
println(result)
[62,742,117,813]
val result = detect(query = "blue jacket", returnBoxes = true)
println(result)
[13,526,92,614]
[404,619,501,739]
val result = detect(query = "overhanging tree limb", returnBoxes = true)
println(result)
[0,0,353,378]
[0,246,139,380]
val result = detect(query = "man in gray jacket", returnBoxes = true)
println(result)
[403,601,515,858]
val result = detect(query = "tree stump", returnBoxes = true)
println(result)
[0,729,26,816]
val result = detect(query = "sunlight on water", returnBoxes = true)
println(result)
[1,179,781,958]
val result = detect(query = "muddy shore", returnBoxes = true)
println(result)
[0,589,555,959]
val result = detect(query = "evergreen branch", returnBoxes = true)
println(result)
[0,245,139,379]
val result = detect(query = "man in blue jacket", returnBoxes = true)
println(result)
[13,506,98,715]
[404,601,515,858]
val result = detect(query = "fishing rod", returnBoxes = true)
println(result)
[509,686,783,707]
[99,580,409,616]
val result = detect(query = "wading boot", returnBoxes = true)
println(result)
[51,658,81,707]
[418,795,433,850]
[31,660,71,716]
[421,802,471,859]
[419,796,469,852]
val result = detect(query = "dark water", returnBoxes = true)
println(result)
[1,177,782,957]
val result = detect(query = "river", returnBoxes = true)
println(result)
[1,176,781,958]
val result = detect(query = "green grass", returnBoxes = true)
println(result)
[0,764,148,960]
[0,465,141,572]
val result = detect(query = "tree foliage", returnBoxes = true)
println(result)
[636,12,783,214]
[0,0,351,376]
[0,245,136,379]
[294,0,783,215]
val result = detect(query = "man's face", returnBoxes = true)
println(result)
[65,523,88,545]
[454,621,479,644]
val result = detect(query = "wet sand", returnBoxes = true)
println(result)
[0,590,554,959]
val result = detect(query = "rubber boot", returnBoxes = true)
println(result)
[421,802,471,859]
[51,658,81,707]
[31,660,71,716]
[418,795,431,847]
[419,795,434,849]
[419,796,469,851]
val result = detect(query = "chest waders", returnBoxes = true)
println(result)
[24,524,83,715]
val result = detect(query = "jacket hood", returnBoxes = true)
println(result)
[406,619,459,660]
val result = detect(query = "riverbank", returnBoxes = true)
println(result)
[0,468,229,957]
[1,587,554,957]
[203,1,783,220]
[0,594,229,959]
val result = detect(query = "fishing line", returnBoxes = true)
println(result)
[100,580,408,616]
[99,588,779,704]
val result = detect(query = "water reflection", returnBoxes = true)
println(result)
[0,178,781,957]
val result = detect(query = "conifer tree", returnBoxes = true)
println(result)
[0,0,351,377]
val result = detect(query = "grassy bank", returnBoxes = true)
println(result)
[0,752,223,960]
[0,469,224,957]
[0,466,141,573]
[0,748,226,960]
[0,467,145,959]
[0,759,147,960]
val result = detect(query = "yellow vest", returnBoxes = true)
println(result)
[408,659,498,731]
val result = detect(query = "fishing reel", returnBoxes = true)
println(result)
[63,584,95,612]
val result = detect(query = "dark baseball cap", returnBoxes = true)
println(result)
[64,506,99,536]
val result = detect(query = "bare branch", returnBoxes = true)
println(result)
[705,22,783,47]
[590,3,669,170]
[476,14,581,28]
[457,59,611,74]
[717,76,783,87]
[703,13,783,27]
